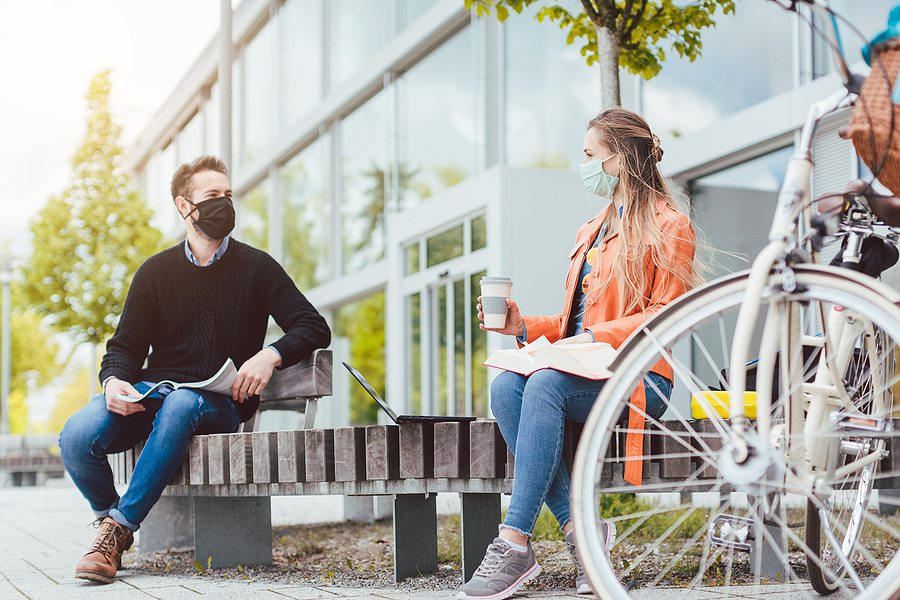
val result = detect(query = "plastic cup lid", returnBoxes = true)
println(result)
[480,277,512,285]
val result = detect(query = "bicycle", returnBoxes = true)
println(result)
[571,1,900,598]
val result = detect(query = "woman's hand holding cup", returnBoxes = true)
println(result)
[477,296,525,336]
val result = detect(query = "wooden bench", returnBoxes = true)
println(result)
[110,348,508,581]
[0,434,65,486]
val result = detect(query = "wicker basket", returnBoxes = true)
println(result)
[849,39,900,196]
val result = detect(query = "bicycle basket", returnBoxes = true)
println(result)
[849,39,900,196]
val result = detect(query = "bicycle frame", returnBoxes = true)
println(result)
[727,0,859,463]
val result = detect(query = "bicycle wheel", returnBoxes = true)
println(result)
[807,324,892,594]
[571,265,900,600]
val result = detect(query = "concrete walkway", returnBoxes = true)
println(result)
[0,481,857,600]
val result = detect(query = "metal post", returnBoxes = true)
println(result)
[220,0,233,172]
[0,256,11,435]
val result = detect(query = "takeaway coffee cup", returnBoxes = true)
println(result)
[480,276,513,329]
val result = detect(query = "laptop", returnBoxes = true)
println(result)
[342,362,477,424]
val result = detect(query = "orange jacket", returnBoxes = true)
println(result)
[521,200,695,381]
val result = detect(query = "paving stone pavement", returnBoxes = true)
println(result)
[0,481,856,600]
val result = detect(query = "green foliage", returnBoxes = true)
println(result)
[45,365,92,434]
[241,182,269,253]
[531,506,566,541]
[465,0,736,80]
[4,302,63,433]
[22,71,165,346]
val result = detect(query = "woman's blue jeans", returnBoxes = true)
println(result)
[59,382,241,531]
[492,368,671,537]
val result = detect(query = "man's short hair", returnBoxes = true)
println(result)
[170,155,229,203]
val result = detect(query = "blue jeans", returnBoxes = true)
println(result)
[492,369,671,537]
[59,382,241,531]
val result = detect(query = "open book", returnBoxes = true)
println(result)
[113,358,238,402]
[483,336,616,380]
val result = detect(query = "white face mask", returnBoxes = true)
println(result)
[579,154,619,199]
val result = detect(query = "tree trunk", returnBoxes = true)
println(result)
[596,25,621,109]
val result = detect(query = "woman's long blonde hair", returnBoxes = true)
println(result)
[588,108,705,317]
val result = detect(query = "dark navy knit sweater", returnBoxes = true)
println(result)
[99,239,331,421]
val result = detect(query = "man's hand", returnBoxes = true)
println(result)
[104,378,146,416]
[232,347,282,402]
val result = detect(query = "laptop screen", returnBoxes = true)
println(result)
[342,362,400,422]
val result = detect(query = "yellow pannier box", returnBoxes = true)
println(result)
[691,391,757,419]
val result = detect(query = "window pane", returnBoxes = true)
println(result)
[691,146,793,277]
[334,292,385,425]
[244,21,274,163]
[426,224,464,268]
[407,292,421,414]
[398,26,473,208]
[470,270,487,416]
[240,178,269,252]
[406,243,420,275]
[453,278,465,415]
[284,0,323,126]
[341,91,386,273]
[436,284,447,415]
[177,112,202,164]
[505,4,599,170]
[471,214,486,252]
[233,56,243,167]
[149,144,180,236]
[329,0,389,89]
[643,2,792,138]
[399,0,439,30]
[282,136,329,289]
[205,83,220,157]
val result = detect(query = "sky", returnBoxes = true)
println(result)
[0,0,230,258]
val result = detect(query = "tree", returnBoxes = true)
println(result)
[4,301,63,433]
[22,71,165,396]
[466,0,735,108]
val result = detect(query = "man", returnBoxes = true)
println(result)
[59,155,331,584]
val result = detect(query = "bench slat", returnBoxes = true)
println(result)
[229,433,253,484]
[208,435,230,484]
[334,428,365,482]
[189,437,209,485]
[305,429,335,482]
[470,421,505,479]
[276,430,306,483]
[399,423,434,479]
[366,425,399,481]
[434,422,469,478]
[252,432,278,484]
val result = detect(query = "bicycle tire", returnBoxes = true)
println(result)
[571,265,900,600]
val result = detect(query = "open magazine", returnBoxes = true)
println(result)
[113,358,238,402]
[483,336,616,380]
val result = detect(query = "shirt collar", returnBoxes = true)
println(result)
[184,235,230,267]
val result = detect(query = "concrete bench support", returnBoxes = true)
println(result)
[141,496,193,553]
[460,493,501,582]
[194,496,272,569]
[393,493,438,581]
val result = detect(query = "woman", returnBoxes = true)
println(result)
[458,108,698,600]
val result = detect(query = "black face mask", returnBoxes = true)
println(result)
[183,196,235,241]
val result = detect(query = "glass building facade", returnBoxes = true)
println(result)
[129,0,897,427]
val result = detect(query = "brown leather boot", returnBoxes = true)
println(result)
[75,517,134,584]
